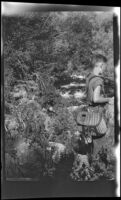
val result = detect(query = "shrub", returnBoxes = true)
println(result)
[51,107,78,145]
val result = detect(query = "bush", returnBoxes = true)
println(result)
[51,107,78,144]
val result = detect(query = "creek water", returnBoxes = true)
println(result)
[54,73,114,101]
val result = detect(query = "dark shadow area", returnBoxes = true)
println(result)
[2,179,116,198]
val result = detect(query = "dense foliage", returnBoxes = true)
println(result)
[3,12,115,180]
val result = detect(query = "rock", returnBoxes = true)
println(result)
[74,131,81,137]
[48,142,66,151]
[61,83,85,88]
[60,91,72,99]
[74,91,86,99]
[5,115,19,131]
[70,74,85,79]
[48,142,66,163]
[12,86,27,99]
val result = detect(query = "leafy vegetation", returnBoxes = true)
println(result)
[3,12,115,180]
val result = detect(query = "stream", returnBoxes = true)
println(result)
[54,73,114,102]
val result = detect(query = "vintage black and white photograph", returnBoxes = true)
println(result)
[2,4,117,186]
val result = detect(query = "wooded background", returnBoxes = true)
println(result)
[4,12,114,88]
